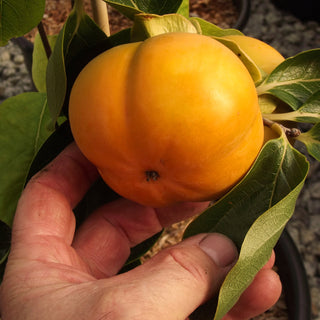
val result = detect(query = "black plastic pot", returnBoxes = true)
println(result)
[233,0,251,30]
[275,229,311,320]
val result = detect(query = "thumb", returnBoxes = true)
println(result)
[99,233,238,320]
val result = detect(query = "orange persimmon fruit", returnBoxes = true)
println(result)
[222,35,285,74]
[69,32,264,207]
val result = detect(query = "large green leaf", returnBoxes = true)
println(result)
[212,36,263,84]
[257,49,320,110]
[263,89,320,123]
[176,0,189,17]
[185,125,309,319]
[0,0,45,46]
[296,122,320,161]
[258,94,280,114]
[189,17,243,37]
[104,0,184,20]
[0,92,54,227]
[175,20,262,83]
[32,33,58,93]
[131,13,200,41]
[46,7,110,126]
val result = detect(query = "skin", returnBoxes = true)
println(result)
[0,144,281,320]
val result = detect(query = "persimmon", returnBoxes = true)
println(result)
[222,35,285,74]
[263,126,279,144]
[69,32,264,207]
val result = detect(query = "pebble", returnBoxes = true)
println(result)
[0,42,33,102]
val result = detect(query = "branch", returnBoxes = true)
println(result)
[91,0,110,36]
[263,117,301,138]
[37,21,52,59]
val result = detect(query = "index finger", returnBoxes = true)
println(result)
[12,143,99,245]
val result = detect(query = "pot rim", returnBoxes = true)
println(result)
[275,228,311,320]
[232,0,251,30]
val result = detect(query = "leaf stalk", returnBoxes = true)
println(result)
[263,111,298,122]
[37,21,52,59]
[263,117,301,138]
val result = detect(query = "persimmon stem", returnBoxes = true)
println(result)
[37,21,51,59]
[90,0,110,36]
[263,117,301,138]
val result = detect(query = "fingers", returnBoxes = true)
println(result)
[93,233,238,320]
[155,201,210,227]
[12,143,98,246]
[72,198,209,278]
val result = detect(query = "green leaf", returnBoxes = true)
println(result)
[0,0,45,46]
[119,230,163,273]
[46,9,110,126]
[109,28,132,47]
[0,92,54,227]
[32,33,58,92]
[104,1,143,20]
[212,36,263,84]
[131,13,200,42]
[185,125,309,320]
[214,181,305,320]
[176,0,189,17]
[263,89,320,123]
[104,0,184,20]
[189,17,243,37]
[296,123,320,161]
[46,25,68,126]
[257,49,320,110]
[258,94,278,114]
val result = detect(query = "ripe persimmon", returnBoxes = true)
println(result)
[69,32,264,207]
[222,35,285,74]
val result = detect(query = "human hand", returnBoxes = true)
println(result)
[0,143,281,320]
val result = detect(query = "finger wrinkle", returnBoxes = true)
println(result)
[29,144,99,209]
[13,182,75,242]
[103,200,163,247]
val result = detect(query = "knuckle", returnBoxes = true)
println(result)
[165,246,212,286]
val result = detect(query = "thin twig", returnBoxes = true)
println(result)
[263,117,301,138]
[37,21,52,59]
[90,0,110,36]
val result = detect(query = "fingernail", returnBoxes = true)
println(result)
[199,233,238,268]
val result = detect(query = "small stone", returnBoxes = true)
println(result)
[309,182,320,199]
[2,66,16,78]
[13,54,25,64]
[301,229,316,245]
[309,215,320,236]
[307,199,320,215]
[304,260,317,277]
[311,286,320,317]
[0,50,11,62]
[299,187,312,203]
[294,21,306,31]
[286,33,302,45]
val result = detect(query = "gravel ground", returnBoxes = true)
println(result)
[0,0,320,319]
